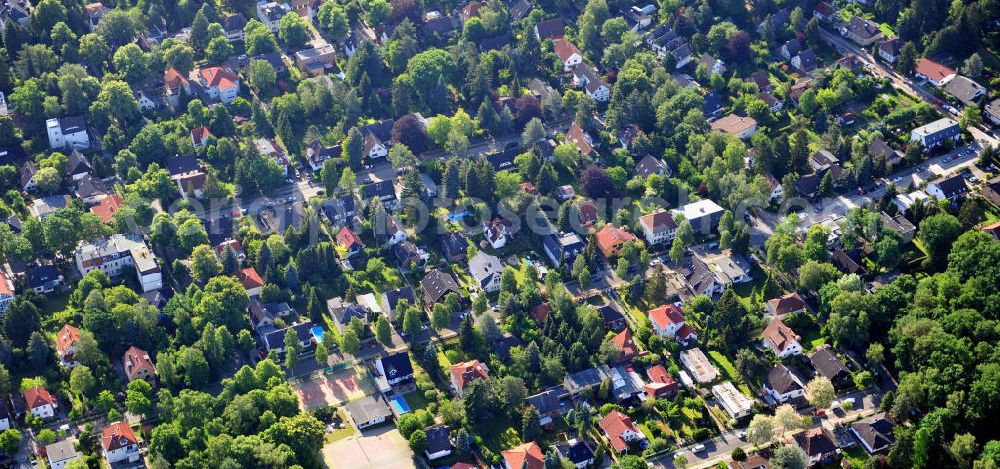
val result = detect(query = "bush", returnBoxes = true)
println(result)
[650,438,668,452]
[731,447,747,461]
[693,427,712,440]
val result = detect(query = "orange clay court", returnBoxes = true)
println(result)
[294,366,376,410]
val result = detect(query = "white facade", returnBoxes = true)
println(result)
[103,443,141,464]
[31,403,56,419]
[75,234,162,293]
[46,118,90,150]
[712,381,753,419]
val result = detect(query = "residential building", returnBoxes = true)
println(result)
[710,114,758,139]
[326,297,370,334]
[24,386,58,419]
[672,199,725,234]
[502,442,545,469]
[910,117,960,148]
[982,177,1000,207]
[878,38,902,63]
[123,346,157,384]
[164,68,191,108]
[915,58,956,86]
[553,39,583,72]
[380,287,416,321]
[792,427,839,466]
[610,328,639,363]
[594,224,637,258]
[927,173,969,200]
[880,211,916,243]
[791,49,817,73]
[526,389,562,426]
[483,218,509,249]
[764,364,805,403]
[762,318,802,358]
[450,360,489,397]
[75,234,162,293]
[638,209,678,245]
[599,410,645,454]
[425,425,452,460]
[66,150,92,181]
[376,353,414,386]
[343,394,392,429]
[703,91,724,120]
[261,321,316,354]
[55,324,80,367]
[221,13,248,41]
[238,267,264,296]
[20,162,38,191]
[572,65,610,101]
[813,1,834,21]
[635,154,671,179]
[698,53,725,75]
[295,39,337,76]
[542,232,586,267]
[809,347,852,387]
[46,439,82,469]
[421,269,461,306]
[943,75,986,105]
[26,265,62,293]
[566,121,597,157]
[256,1,291,31]
[552,439,594,469]
[192,66,240,104]
[644,364,679,398]
[74,174,108,205]
[779,38,801,60]
[844,16,882,46]
[680,348,719,383]
[0,271,13,314]
[713,381,754,419]
[765,292,808,317]
[980,220,1000,241]
[564,364,613,395]
[46,116,90,150]
[986,98,1000,125]
[851,413,895,454]
[359,119,395,159]
[320,194,357,227]
[469,251,504,293]
[101,422,140,464]
[335,226,365,258]
[648,304,697,344]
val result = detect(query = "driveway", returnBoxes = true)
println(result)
[322,425,416,469]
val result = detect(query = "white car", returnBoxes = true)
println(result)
[649,259,662,267]
[692,444,707,453]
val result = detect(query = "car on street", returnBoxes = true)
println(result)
[692,444,707,453]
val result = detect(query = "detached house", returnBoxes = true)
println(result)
[915,58,956,87]
[566,122,598,157]
[844,16,883,46]
[534,18,564,40]
[599,410,645,454]
[75,233,163,293]
[46,116,90,150]
[376,352,414,386]
[468,251,504,293]
[542,232,586,267]
[554,39,583,72]
[762,318,802,358]
[793,427,839,466]
[944,75,986,105]
[911,117,960,148]
[502,442,545,469]
[164,68,191,109]
[765,292,807,317]
[123,346,157,385]
[572,65,611,101]
[764,364,805,403]
[450,360,489,397]
[192,66,240,104]
[24,387,58,419]
[55,324,80,368]
[335,226,365,258]
[638,209,677,245]
[101,422,141,464]
[698,53,725,76]
[610,328,639,363]
[878,38,902,63]
[421,269,461,307]
[710,114,758,139]
[927,173,969,201]
[594,224,637,259]
[810,347,852,387]
[648,304,698,344]
[483,218,509,249]
[644,364,678,398]
[0,271,13,315]
[852,413,895,454]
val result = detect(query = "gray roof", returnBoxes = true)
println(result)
[75,174,107,198]
[526,389,561,415]
[851,413,894,451]
[468,252,503,288]
[766,364,803,394]
[846,16,881,40]
[943,75,985,105]
[425,425,451,453]
[45,439,81,463]
[344,394,392,424]
[809,347,850,381]
[932,174,969,198]
[564,364,613,394]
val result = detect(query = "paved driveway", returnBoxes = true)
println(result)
[322,426,416,469]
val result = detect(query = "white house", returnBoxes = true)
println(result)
[101,422,141,464]
[762,318,803,358]
[712,381,753,419]
[75,234,162,293]
[598,410,645,454]
[46,117,90,150]
[911,117,961,149]
[46,439,82,469]
[483,219,508,249]
[256,1,291,32]
[0,271,14,315]
[764,364,805,403]
[24,387,58,419]
[638,209,678,245]
[554,39,584,72]
[193,66,240,104]
[468,251,503,293]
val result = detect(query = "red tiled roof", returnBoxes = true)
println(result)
[915,58,955,82]
[648,304,684,330]
[566,122,595,156]
[123,346,156,382]
[164,68,188,88]
[0,271,12,297]
[198,66,239,91]
[239,267,263,290]
[553,38,581,62]
[611,328,638,361]
[595,224,637,257]
[101,422,138,451]
[191,126,214,144]
[676,324,697,341]
[451,360,489,391]
[90,194,123,224]
[980,220,1000,238]
[599,410,639,453]
[214,239,244,257]
[814,1,833,17]
[335,226,364,250]
[763,318,799,355]
[767,292,806,316]
[23,387,56,410]
[502,442,544,469]
[56,324,80,356]
[645,364,678,397]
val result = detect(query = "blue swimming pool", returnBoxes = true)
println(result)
[390,396,410,414]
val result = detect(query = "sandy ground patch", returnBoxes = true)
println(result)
[322,425,416,469]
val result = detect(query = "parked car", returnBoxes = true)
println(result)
[692,444,707,453]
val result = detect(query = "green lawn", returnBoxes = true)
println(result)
[732,264,766,308]
[402,390,431,412]
[325,408,357,442]
[708,350,752,395]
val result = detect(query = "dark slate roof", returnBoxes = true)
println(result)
[598,304,625,325]
[851,413,894,451]
[165,155,200,176]
[809,347,850,381]
[934,174,969,199]
[362,180,396,200]
[425,425,451,453]
[75,174,108,198]
[66,150,92,177]
[26,265,60,288]
[526,389,561,415]
[382,287,416,312]
[795,49,817,71]
[478,33,511,52]
[559,439,594,464]
[221,13,248,32]
[509,0,531,20]
[379,352,413,380]
[703,91,724,117]
[263,321,314,350]
[766,364,803,394]
[440,231,469,260]
[421,269,460,304]
[484,147,519,172]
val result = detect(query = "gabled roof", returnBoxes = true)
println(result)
[566,122,596,156]
[425,425,451,454]
[766,363,803,394]
[553,38,581,62]
[66,150,92,177]
[915,58,955,82]
[24,387,56,409]
[238,267,263,290]
[846,16,881,40]
[648,304,684,330]
[197,66,239,91]
[535,18,564,39]
[762,318,799,355]
[809,347,850,381]
[123,346,156,381]
[526,389,561,415]
[851,413,894,451]
[335,226,365,250]
[931,174,969,198]
[766,292,806,316]
[610,328,638,361]
[379,352,413,379]
[595,224,636,254]
[165,155,200,176]
[502,442,544,469]
[56,324,80,356]
[599,410,639,453]
[639,209,677,233]
[164,68,189,88]
[191,126,214,144]
[450,360,489,391]
[90,194,123,224]
[793,427,838,457]
[421,269,460,304]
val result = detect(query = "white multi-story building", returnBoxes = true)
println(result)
[101,422,141,464]
[75,234,162,292]
[46,116,90,150]
[256,1,291,32]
